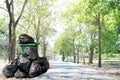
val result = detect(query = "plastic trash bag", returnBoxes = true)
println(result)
[19,34,34,44]
[29,61,42,78]
[36,57,49,73]
[2,69,14,78]
[14,69,27,78]
[2,61,18,78]
[17,55,31,73]
[23,47,38,60]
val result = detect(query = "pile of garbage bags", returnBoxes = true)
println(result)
[2,34,49,78]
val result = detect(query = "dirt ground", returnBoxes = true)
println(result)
[86,61,120,79]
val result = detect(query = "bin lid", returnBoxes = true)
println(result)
[19,43,40,47]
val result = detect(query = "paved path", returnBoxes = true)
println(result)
[0,61,119,80]
[33,61,118,80]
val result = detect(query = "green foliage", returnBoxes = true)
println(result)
[0,19,8,58]
[61,0,120,61]
[0,18,8,39]
[102,26,117,53]
[54,33,73,56]
[0,20,8,37]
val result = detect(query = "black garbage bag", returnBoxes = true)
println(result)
[14,69,27,78]
[2,69,14,78]
[36,57,49,73]
[2,61,18,78]
[29,61,42,78]
[17,55,31,73]
[23,47,39,60]
[19,34,34,44]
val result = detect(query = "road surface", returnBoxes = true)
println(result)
[33,61,118,80]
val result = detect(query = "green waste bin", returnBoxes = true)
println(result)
[17,43,39,55]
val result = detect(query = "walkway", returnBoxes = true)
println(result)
[33,61,118,80]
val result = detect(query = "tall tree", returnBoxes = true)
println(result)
[20,0,56,57]
[5,0,28,61]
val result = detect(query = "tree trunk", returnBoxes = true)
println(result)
[98,13,102,68]
[11,27,16,60]
[89,30,94,64]
[73,39,76,63]
[6,0,14,61]
[76,47,79,63]
[43,42,46,57]
[77,52,79,63]
[8,24,12,61]
[89,48,94,64]
[62,53,65,61]
[82,53,85,64]
[41,37,47,57]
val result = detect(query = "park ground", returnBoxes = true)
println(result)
[0,60,120,80]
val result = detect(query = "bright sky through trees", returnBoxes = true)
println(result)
[49,0,76,46]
